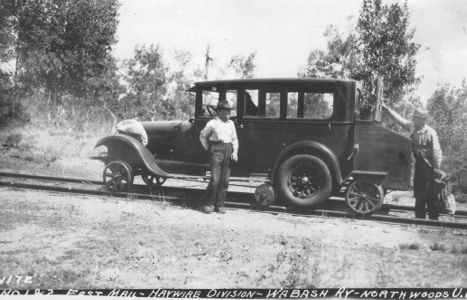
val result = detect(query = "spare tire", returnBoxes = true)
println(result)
[275,154,332,207]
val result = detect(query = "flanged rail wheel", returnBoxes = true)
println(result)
[254,183,276,208]
[103,160,134,192]
[141,170,166,187]
[345,180,384,215]
[276,154,332,207]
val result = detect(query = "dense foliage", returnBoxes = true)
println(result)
[0,0,120,129]
[427,81,467,156]
[300,0,420,115]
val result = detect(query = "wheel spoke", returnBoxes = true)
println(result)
[348,191,361,198]
[366,196,381,205]
[366,200,376,210]
[358,201,365,212]
[362,201,369,213]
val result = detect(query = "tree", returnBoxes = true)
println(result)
[357,0,420,107]
[0,1,19,122]
[299,26,360,80]
[228,52,257,79]
[300,0,420,114]
[2,0,119,104]
[120,44,169,120]
[165,50,204,119]
[427,81,467,155]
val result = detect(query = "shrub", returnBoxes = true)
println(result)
[430,241,446,252]
[399,243,420,250]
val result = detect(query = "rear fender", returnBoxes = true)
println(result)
[95,134,168,177]
[346,170,388,185]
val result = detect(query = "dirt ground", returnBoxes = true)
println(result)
[1,187,467,289]
[1,128,467,289]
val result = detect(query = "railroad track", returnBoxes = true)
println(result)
[0,171,466,230]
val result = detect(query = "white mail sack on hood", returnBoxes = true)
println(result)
[115,119,148,146]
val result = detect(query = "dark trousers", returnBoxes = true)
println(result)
[413,160,439,220]
[204,143,232,208]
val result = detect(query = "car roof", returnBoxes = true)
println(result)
[190,78,355,90]
[195,77,354,85]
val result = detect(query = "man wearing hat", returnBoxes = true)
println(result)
[382,103,442,219]
[199,100,238,214]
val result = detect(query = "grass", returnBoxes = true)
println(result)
[455,192,467,204]
[450,246,467,254]
[429,241,447,252]
[399,243,420,250]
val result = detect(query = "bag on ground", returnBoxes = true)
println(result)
[433,171,456,215]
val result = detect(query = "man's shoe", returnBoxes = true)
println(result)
[201,205,214,214]
[215,207,226,214]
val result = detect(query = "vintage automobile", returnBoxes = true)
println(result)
[94,78,412,215]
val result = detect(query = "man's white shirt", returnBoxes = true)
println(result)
[200,117,238,155]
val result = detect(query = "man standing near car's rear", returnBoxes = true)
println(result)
[382,103,442,220]
[199,100,238,214]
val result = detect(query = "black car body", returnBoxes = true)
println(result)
[95,78,412,214]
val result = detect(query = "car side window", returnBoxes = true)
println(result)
[200,89,237,118]
[287,92,334,119]
[287,92,299,118]
[244,90,259,117]
[303,92,333,119]
[265,92,280,118]
[226,90,237,117]
[244,90,280,118]
[201,90,219,117]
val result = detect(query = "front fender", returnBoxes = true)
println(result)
[95,134,168,178]
[271,140,343,185]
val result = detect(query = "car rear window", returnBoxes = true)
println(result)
[244,90,280,118]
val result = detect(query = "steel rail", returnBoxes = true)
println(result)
[0,171,257,188]
[0,174,466,230]
[1,171,466,217]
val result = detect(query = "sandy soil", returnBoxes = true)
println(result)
[1,187,467,289]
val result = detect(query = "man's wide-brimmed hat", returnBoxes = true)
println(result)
[412,107,429,120]
[215,100,234,111]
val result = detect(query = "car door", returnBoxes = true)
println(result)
[176,88,239,175]
[235,88,286,174]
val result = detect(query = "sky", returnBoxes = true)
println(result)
[114,0,467,101]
